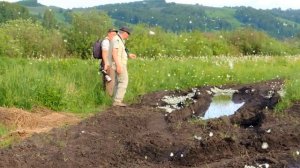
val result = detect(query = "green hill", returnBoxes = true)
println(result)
[15,0,300,39]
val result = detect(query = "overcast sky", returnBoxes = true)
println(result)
[2,0,300,10]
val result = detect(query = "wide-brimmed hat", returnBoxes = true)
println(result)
[107,28,118,33]
[119,26,131,35]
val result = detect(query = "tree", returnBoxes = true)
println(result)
[0,2,29,23]
[42,9,57,29]
[64,11,113,59]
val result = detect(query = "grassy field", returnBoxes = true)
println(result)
[0,56,300,115]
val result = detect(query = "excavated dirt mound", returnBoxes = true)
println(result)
[0,79,300,168]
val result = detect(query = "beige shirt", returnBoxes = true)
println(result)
[112,35,128,65]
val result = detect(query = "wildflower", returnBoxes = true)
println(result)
[229,61,234,70]
[149,31,155,35]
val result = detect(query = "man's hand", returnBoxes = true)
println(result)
[116,65,122,74]
[129,53,137,59]
[103,63,109,71]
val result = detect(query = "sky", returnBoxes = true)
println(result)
[2,0,300,10]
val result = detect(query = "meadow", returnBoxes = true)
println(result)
[1,56,300,115]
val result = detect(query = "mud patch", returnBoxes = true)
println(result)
[0,79,300,167]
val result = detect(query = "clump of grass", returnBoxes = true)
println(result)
[0,123,9,137]
[0,123,14,148]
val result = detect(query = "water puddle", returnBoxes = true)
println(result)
[201,94,245,120]
[158,87,245,119]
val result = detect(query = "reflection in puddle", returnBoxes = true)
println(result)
[203,94,245,120]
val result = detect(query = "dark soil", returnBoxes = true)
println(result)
[0,79,300,168]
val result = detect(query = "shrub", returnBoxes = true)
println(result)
[0,19,67,58]
[225,28,291,56]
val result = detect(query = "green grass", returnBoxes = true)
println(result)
[0,123,13,148]
[128,56,300,111]
[1,56,300,115]
[0,57,112,114]
[0,123,9,137]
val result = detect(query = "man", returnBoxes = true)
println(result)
[111,26,136,107]
[101,28,118,96]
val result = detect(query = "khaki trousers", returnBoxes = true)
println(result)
[103,66,115,97]
[113,64,128,103]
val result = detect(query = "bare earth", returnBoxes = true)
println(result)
[0,79,299,168]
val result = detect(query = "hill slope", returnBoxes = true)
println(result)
[18,0,300,39]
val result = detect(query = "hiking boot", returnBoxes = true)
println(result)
[113,102,127,107]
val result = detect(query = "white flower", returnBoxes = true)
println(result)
[296,151,300,155]
[266,129,271,133]
[228,61,234,69]
[149,30,155,35]
[209,132,213,137]
[170,152,174,157]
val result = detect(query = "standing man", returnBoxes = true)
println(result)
[101,28,118,96]
[112,26,136,107]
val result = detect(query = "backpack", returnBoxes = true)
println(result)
[92,39,103,59]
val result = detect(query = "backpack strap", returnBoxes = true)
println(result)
[117,34,129,56]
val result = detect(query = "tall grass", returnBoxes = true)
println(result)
[126,56,300,113]
[1,56,300,114]
[0,57,111,114]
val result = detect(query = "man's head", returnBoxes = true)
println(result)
[119,26,131,39]
[107,28,118,39]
